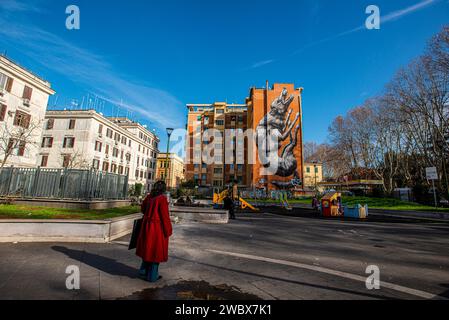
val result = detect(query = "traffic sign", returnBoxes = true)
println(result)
[426,167,438,180]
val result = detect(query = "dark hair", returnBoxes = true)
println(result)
[150,180,167,198]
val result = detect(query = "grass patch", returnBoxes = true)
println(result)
[244,196,449,213]
[0,204,140,220]
[340,196,449,213]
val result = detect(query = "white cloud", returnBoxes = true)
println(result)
[289,0,441,58]
[0,13,183,130]
[250,59,275,69]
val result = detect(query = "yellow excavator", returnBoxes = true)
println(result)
[213,187,259,212]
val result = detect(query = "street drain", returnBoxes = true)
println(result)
[119,280,262,300]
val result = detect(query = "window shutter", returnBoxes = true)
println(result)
[24,114,31,129]
[22,86,32,99]
[5,78,13,92]
[7,139,14,153]
[0,104,6,121]
[63,138,67,148]
[49,137,53,147]
[18,141,26,156]
[41,155,48,167]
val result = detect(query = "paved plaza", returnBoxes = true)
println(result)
[0,211,448,300]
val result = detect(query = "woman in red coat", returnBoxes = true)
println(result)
[136,181,173,282]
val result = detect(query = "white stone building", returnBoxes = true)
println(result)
[0,55,55,167]
[40,110,160,191]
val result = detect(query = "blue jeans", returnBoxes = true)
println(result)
[139,261,160,282]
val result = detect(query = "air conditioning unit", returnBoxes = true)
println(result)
[23,98,30,106]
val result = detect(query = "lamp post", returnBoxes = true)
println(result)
[165,128,174,188]
[313,162,318,192]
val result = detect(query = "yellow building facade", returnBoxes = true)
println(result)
[303,162,323,190]
[156,153,185,189]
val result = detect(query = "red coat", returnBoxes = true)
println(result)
[136,194,173,263]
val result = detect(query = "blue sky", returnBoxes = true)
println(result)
[0,0,448,151]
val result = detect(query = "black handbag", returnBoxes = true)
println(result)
[128,218,143,250]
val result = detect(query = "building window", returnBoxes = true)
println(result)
[0,72,8,90]
[98,124,103,134]
[0,73,13,92]
[215,120,224,126]
[13,111,31,128]
[22,85,33,100]
[68,119,76,130]
[128,140,131,147]
[118,165,124,175]
[63,137,75,148]
[102,162,109,172]
[17,140,26,156]
[111,164,117,173]
[0,104,7,122]
[46,119,54,130]
[213,180,222,187]
[202,174,207,181]
[214,168,222,174]
[94,141,102,152]
[114,132,120,142]
[62,154,71,168]
[125,167,129,176]
[237,164,243,171]
[106,128,113,138]
[92,159,100,170]
[41,137,53,148]
[216,109,224,114]
[315,167,319,173]
[105,144,109,155]
[112,147,119,157]
[121,136,127,145]
[40,155,48,167]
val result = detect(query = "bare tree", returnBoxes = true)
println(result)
[0,117,43,168]
[59,150,91,170]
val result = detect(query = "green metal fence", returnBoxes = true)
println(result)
[0,167,129,200]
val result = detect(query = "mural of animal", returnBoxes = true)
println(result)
[256,88,301,187]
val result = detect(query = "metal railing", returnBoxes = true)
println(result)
[0,166,129,200]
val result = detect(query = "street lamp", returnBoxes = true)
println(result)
[313,161,318,192]
[165,128,174,188]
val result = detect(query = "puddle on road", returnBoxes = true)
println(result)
[120,280,262,300]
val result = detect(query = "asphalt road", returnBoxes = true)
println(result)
[0,210,448,300]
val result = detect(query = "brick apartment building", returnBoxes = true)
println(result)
[185,83,304,192]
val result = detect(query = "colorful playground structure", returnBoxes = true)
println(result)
[320,192,368,219]
[213,188,259,211]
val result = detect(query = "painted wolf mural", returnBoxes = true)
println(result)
[256,88,302,189]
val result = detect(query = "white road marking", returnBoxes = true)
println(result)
[206,249,441,300]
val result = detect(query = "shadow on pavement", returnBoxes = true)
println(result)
[52,246,139,279]
[171,255,396,300]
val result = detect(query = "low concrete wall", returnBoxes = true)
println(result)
[10,199,132,210]
[170,206,228,224]
[0,213,142,243]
